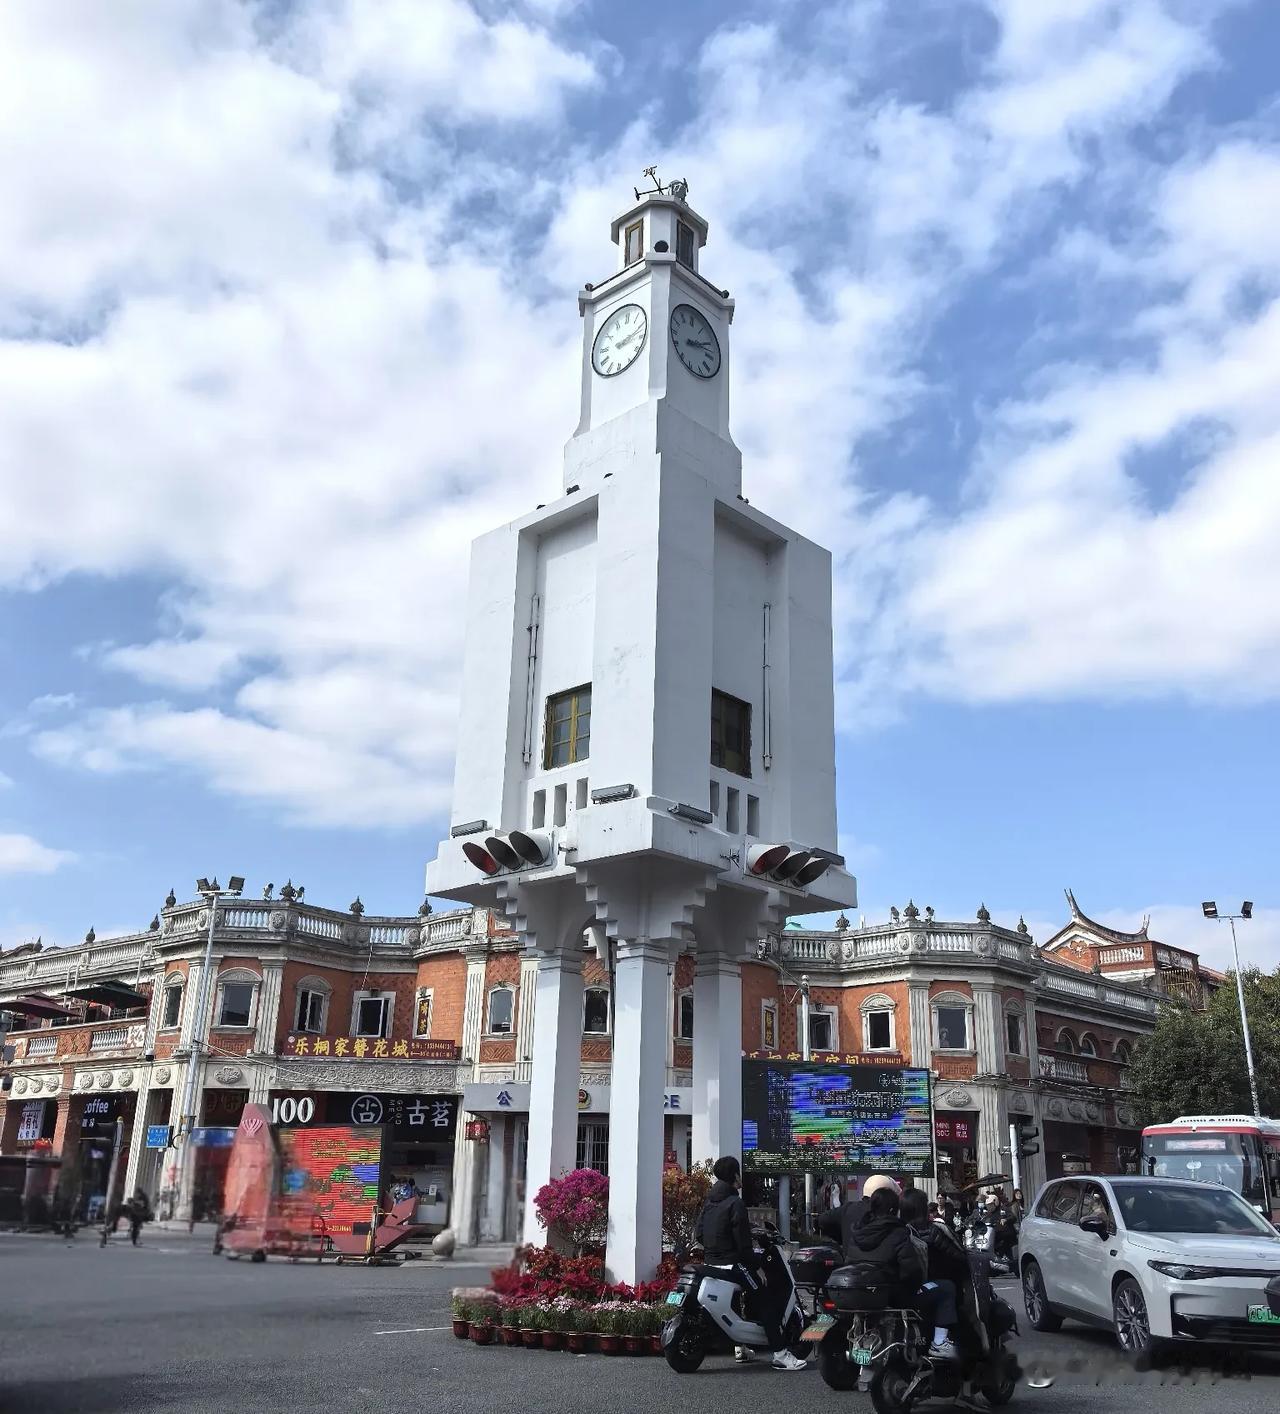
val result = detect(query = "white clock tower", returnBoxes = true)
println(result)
[427,177,856,1282]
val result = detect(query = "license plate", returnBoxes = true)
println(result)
[666,1291,684,1306]
[799,1314,835,1341]
[852,1347,874,1366]
[1247,1305,1280,1325]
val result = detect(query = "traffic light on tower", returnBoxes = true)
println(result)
[461,830,552,876]
[745,842,833,888]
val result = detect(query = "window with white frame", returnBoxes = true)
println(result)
[801,1005,838,1053]
[761,1000,778,1050]
[1078,1033,1099,1058]
[1005,1007,1025,1055]
[583,986,611,1035]
[860,995,896,1052]
[352,991,393,1039]
[214,970,259,1029]
[487,986,515,1035]
[677,990,694,1041]
[1114,1039,1133,1065]
[931,993,973,1051]
[414,988,433,1039]
[1056,1028,1077,1054]
[294,977,330,1034]
[576,1119,609,1174]
[160,982,183,1030]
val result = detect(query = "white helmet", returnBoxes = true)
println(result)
[862,1174,900,1200]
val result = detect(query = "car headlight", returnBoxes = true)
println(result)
[1147,1260,1220,1281]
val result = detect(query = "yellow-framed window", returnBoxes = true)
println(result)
[544,684,591,769]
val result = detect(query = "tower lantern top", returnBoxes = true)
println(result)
[609,168,709,275]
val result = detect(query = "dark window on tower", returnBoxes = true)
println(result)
[624,220,644,265]
[710,690,751,777]
[676,220,696,267]
[544,685,591,769]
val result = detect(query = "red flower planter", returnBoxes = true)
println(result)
[623,1336,646,1356]
[521,1329,541,1348]
[541,1331,564,1351]
[500,1326,521,1346]
[470,1323,494,1345]
[596,1334,619,1355]
[451,1320,470,1340]
[565,1333,588,1354]
[649,1335,662,1355]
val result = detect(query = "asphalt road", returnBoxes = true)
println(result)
[2,1231,1278,1413]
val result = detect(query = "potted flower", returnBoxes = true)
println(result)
[555,1297,588,1354]
[470,1298,498,1345]
[520,1304,543,1348]
[594,1301,625,1355]
[499,1302,522,1347]
[540,1299,564,1352]
[643,1303,667,1355]
[450,1294,472,1341]
[620,1304,647,1356]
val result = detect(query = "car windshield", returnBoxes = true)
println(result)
[1115,1182,1279,1237]
[1142,1133,1267,1203]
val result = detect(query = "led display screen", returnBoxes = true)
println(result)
[276,1126,383,1234]
[742,1061,934,1176]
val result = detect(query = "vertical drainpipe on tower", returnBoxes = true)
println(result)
[761,602,773,771]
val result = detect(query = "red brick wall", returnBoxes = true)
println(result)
[415,954,469,1042]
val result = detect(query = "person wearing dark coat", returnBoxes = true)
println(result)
[691,1157,808,1372]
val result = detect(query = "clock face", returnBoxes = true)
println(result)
[669,303,721,379]
[591,303,648,377]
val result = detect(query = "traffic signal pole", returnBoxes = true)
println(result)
[1009,1122,1022,1195]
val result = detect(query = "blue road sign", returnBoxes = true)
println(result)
[145,1124,172,1149]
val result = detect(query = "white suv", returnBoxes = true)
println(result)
[1019,1175,1280,1360]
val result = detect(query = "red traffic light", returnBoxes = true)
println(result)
[462,842,500,875]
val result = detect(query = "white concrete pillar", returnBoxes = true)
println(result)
[254,962,284,1058]
[907,981,932,1069]
[691,950,743,1167]
[605,939,670,1284]
[973,984,1004,1075]
[976,1084,1010,1179]
[522,948,585,1246]
[515,954,539,1083]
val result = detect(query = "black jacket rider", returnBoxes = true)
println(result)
[694,1179,756,1267]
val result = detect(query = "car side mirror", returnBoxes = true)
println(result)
[1079,1217,1109,1240]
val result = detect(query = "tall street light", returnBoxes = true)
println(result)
[1202,900,1261,1120]
[175,875,244,1215]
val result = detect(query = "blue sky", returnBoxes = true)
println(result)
[1,0,1277,975]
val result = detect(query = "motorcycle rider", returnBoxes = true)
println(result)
[692,1156,808,1372]
[901,1187,985,1362]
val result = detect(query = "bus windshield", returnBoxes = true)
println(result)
[1143,1132,1268,1205]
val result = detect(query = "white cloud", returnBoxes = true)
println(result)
[0,832,75,875]
[1094,903,1280,974]
[1,0,1274,833]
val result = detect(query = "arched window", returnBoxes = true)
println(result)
[1056,1029,1077,1054]
[931,992,973,1052]
[487,986,515,1035]
[293,975,331,1035]
[1078,1033,1099,1058]
[860,994,896,1052]
[160,980,184,1030]
[214,967,260,1029]
[1114,1039,1133,1065]
[583,986,611,1035]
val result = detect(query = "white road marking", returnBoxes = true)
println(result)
[374,1326,451,1335]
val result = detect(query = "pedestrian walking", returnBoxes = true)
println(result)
[127,1188,153,1245]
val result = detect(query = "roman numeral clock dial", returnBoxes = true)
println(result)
[669,302,721,379]
[591,303,648,377]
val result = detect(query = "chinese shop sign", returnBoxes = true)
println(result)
[282,1032,460,1061]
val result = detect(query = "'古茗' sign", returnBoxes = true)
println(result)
[461,1082,693,1115]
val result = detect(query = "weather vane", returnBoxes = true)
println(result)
[634,166,689,203]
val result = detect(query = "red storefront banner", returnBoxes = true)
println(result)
[934,1117,973,1144]
[741,1049,905,1066]
[282,1033,460,1061]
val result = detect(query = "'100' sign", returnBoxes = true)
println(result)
[271,1096,316,1125]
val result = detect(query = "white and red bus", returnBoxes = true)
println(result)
[1141,1115,1280,1221]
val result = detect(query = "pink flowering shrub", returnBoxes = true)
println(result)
[533,1168,610,1253]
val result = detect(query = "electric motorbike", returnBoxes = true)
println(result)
[808,1261,1021,1412]
[661,1225,807,1373]
[964,1211,1014,1277]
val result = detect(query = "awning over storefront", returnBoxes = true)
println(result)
[64,980,148,1009]
[3,994,75,1019]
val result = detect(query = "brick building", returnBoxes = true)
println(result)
[1,887,1215,1240]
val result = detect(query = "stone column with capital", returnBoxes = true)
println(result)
[691,950,743,1168]
[975,1083,1011,1180]
[907,981,932,1069]
[521,946,585,1247]
[605,938,671,1284]
[972,983,1004,1076]
[451,945,490,1245]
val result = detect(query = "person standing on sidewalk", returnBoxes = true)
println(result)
[126,1188,153,1246]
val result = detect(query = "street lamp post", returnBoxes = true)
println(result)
[800,973,813,1235]
[1202,900,1261,1121]
[174,875,244,1220]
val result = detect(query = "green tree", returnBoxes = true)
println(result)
[1128,967,1280,1125]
